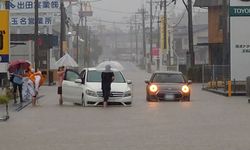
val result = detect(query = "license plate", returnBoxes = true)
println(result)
[164,94,175,100]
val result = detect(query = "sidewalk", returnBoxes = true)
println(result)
[0,93,45,117]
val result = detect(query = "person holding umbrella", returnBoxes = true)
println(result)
[11,64,25,104]
[8,60,31,104]
[101,65,115,107]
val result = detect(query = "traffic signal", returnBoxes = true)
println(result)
[36,35,58,49]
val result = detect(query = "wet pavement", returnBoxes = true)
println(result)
[1,62,250,150]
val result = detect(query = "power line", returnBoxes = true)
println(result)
[168,9,186,28]
[92,6,135,14]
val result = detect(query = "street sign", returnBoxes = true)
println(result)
[0,10,9,63]
[8,0,60,13]
[10,15,54,26]
[230,0,250,81]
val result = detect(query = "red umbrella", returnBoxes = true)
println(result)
[8,59,31,73]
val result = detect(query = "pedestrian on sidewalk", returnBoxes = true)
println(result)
[11,64,25,104]
[30,69,46,106]
[101,65,114,107]
[57,66,65,105]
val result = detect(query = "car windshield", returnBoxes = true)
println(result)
[87,70,126,83]
[152,73,186,83]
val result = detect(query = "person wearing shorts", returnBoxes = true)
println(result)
[57,66,65,105]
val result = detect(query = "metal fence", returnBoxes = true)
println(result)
[202,65,230,89]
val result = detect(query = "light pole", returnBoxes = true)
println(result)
[60,0,66,57]
[34,0,39,70]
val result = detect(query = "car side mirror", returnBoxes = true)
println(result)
[187,80,192,85]
[75,79,82,84]
[127,80,132,84]
[145,80,149,84]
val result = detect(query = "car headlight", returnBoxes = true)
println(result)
[86,89,97,97]
[124,91,132,97]
[149,84,158,93]
[182,85,190,93]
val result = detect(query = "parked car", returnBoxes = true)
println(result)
[62,68,133,106]
[145,71,191,101]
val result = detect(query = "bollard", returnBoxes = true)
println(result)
[228,80,232,97]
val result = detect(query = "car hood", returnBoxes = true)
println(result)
[86,82,130,92]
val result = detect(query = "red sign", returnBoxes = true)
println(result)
[152,47,159,58]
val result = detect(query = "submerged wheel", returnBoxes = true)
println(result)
[146,94,151,102]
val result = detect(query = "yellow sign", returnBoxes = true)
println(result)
[0,10,9,62]
[63,41,68,53]
[160,16,168,53]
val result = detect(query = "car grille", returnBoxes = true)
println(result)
[156,91,182,100]
[97,91,124,97]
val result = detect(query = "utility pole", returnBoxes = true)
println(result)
[79,2,84,66]
[84,16,88,67]
[134,14,139,64]
[76,23,79,64]
[142,7,146,69]
[60,0,66,57]
[130,20,133,62]
[222,0,229,79]
[34,0,39,70]
[150,0,153,63]
[188,0,194,66]
[163,0,167,51]
[157,15,160,70]
[147,0,153,72]
[113,22,118,51]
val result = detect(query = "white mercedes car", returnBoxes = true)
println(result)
[62,68,133,106]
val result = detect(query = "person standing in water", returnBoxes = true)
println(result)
[101,65,114,107]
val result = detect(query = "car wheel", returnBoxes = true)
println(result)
[183,96,190,101]
[146,94,151,102]
[126,101,132,106]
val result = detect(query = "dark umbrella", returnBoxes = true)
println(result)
[8,59,31,73]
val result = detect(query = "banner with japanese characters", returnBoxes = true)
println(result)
[10,15,54,26]
[9,0,60,13]
[230,0,250,81]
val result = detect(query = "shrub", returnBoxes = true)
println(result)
[0,95,10,105]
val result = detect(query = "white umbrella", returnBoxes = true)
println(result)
[96,61,124,71]
[55,53,78,67]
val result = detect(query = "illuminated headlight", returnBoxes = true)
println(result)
[149,84,158,93]
[182,85,190,93]
[124,91,132,97]
[86,89,97,97]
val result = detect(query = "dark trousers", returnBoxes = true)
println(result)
[13,83,23,103]
[102,89,111,102]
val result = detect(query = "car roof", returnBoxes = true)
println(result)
[82,67,120,72]
[153,71,183,74]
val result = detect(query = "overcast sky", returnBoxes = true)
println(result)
[70,0,186,30]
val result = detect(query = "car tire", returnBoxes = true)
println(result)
[126,101,132,106]
[183,96,190,101]
[146,94,151,102]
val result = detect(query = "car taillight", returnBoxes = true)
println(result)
[182,85,189,93]
[149,84,158,93]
